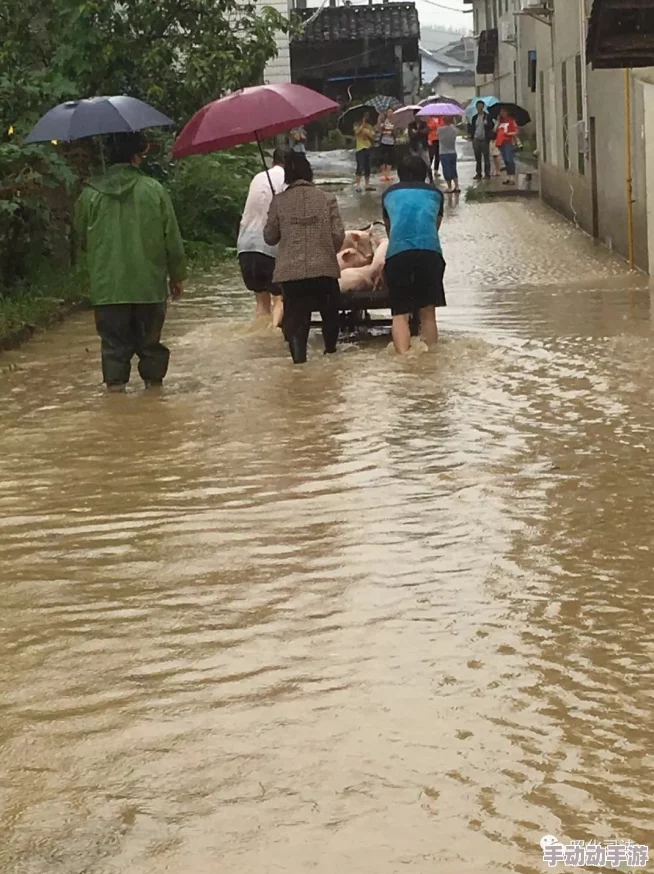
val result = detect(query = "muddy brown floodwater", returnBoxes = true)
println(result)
[1,152,654,874]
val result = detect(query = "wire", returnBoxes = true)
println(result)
[299,0,467,32]
[294,44,390,73]
[416,0,467,11]
[297,0,331,31]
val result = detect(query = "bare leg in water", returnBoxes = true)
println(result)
[391,314,411,354]
[271,294,284,329]
[419,305,438,347]
[254,291,271,319]
[392,307,438,353]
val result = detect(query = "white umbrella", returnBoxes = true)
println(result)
[391,105,421,128]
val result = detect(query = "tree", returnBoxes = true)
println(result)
[0,0,288,284]
[1,0,288,134]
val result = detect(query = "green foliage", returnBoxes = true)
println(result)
[164,147,261,248]
[0,0,288,130]
[0,142,79,282]
[0,263,89,345]
[323,128,348,151]
[47,0,288,124]
[0,0,288,305]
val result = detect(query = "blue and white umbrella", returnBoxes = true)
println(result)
[366,94,403,114]
[465,95,499,122]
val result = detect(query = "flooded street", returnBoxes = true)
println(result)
[2,151,654,873]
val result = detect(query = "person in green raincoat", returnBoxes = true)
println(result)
[75,132,187,392]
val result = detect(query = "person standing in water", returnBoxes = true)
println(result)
[427,116,444,176]
[495,107,519,185]
[438,119,460,194]
[264,151,345,364]
[75,132,186,392]
[237,148,286,327]
[407,112,433,184]
[378,108,396,183]
[382,155,446,355]
[353,112,375,192]
[289,126,307,153]
[468,100,494,180]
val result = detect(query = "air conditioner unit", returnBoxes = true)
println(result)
[521,0,544,8]
[501,20,516,43]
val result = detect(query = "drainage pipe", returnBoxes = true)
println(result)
[625,67,635,268]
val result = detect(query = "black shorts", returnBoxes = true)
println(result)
[384,250,446,316]
[238,252,280,294]
[380,144,394,167]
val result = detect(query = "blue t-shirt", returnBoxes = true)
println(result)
[382,182,444,260]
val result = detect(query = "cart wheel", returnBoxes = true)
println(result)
[409,309,421,337]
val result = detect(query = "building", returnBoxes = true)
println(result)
[420,47,475,104]
[535,0,654,272]
[259,0,292,84]
[465,0,540,136]
[290,3,421,105]
[466,0,654,273]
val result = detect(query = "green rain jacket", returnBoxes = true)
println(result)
[75,164,187,306]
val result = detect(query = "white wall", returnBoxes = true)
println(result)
[258,0,292,84]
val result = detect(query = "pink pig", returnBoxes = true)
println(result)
[342,230,373,262]
[337,247,371,272]
[339,239,389,294]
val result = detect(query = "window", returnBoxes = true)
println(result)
[540,69,547,163]
[575,53,585,175]
[561,60,569,171]
[528,50,537,93]
[485,0,491,29]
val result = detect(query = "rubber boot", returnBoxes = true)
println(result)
[289,336,307,364]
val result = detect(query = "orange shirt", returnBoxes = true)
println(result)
[427,117,445,145]
[495,118,519,147]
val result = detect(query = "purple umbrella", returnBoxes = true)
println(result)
[417,103,462,118]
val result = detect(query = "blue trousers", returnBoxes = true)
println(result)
[500,142,516,176]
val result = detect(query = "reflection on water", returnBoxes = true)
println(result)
[1,157,654,874]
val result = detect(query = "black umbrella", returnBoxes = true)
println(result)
[488,102,531,127]
[337,104,374,134]
[24,96,174,144]
[337,95,403,133]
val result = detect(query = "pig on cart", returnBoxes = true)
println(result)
[330,223,421,336]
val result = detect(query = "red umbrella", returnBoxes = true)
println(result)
[172,83,339,158]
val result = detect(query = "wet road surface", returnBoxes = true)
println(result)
[1,152,654,873]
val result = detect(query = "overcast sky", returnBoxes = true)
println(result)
[416,0,469,30]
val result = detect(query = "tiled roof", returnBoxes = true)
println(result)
[292,3,420,44]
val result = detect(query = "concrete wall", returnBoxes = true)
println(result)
[467,0,654,272]
[534,0,652,272]
[259,0,291,84]
[470,0,538,137]
[534,0,594,235]
[435,73,476,107]
[588,71,649,271]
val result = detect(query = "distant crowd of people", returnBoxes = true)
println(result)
[352,100,520,192]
